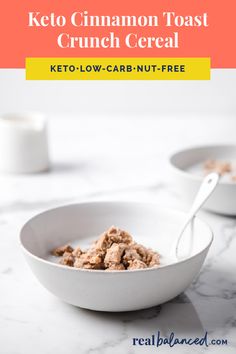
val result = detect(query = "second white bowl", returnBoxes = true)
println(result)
[170,145,236,215]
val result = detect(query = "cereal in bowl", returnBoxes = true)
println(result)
[52,226,160,271]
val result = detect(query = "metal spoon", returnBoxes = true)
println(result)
[175,172,220,260]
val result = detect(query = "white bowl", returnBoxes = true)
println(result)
[20,202,213,312]
[170,145,236,215]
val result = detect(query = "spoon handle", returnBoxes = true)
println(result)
[175,172,220,259]
[187,172,220,219]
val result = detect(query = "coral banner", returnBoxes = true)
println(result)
[0,0,235,68]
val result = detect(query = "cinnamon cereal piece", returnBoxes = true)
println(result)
[107,226,133,244]
[52,244,74,256]
[87,249,104,267]
[122,246,141,267]
[134,243,150,262]
[95,232,112,251]
[73,254,88,269]
[105,263,125,271]
[128,259,147,270]
[148,253,160,267]
[104,243,126,267]
[59,252,74,266]
[74,249,104,270]
[95,226,132,251]
[72,246,82,258]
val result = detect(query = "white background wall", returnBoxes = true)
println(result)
[0,69,235,118]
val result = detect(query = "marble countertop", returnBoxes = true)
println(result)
[1,116,236,354]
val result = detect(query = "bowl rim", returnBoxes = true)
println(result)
[169,144,236,186]
[19,201,214,274]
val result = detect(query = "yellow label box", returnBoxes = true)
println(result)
[26,57,210,80]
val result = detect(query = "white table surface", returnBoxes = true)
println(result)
[1,116,236,354]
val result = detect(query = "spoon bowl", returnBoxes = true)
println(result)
[20,202,213,312]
